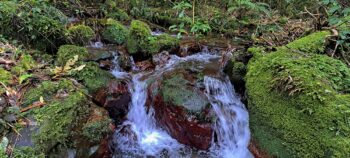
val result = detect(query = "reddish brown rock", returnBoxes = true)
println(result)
[152,94,213,150]
[90,137,112,158]
[249,140,271,158]
[147,70,215,150]
[93,80,131,124]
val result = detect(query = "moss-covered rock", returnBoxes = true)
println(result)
[286,31,330,54]
[101,19,128,45]
[0,0,68,52]
[56,45,89,66]
[33,90,90,154]
[23,78,112,156]
[147,34,180,55]
[82,106,112,143]
[66,25,95,46]
[246,31,350,158]
[126,20,179,56]
[126,20,152,55]
[23,79,75,107]
[72,62,115,93]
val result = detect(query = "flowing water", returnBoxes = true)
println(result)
[110,50,252,158]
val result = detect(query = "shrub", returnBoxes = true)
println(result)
[0,0,68,52]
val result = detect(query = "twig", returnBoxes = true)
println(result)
[20,102,45,113]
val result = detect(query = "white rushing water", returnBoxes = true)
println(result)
[111,52,252,158]
[113,75,185,157]
[205,76,252,158]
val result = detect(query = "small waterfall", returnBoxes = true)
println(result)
[89,41,104,48]
[111,53,131,79]
[113,75,184,157]
[205,76,252,158]
[111,52,251,158]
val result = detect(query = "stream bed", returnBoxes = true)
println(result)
[108,48,252,158]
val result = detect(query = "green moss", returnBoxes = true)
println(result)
[147,34,180,55]
[286,31,331,54]
[102,19,128,45]
[72,62,114,93]
[0,1,67,51]
[106,8,130,21]
[23,78,111,156]
[126,20,152,55]
[11,54,36,75]
[82,107,112,143]
[66,25,95,46]
[56,45,89,66]
[161,74,209,112]
[0,68,11,94]
[0,68,11,85]
[23,79,76,107]
[11,147,45,158]
[33,90,91,154]
[246,32,350,158]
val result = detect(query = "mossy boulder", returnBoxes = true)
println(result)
[0,1,68,52]
[23,79,75,107]
[23,79,112,156]
[56,45,89,66]
[66,25,95,46]
[82,106,112,143]
[148,68,215,150]
[101,19,128,45]
[246,31,350,158]
[147,34,180,55]
[126,20,179,56]
[0,68,11,94]
[286,31,330,54]
[72,62,115,93]
[126,20,152,55]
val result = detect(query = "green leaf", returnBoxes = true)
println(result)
[19,74,33,84]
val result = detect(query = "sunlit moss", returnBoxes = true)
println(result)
[72,62,115,93]
[246,31,350,158]
[56,45,89,66]
[66,24,95,46]
[126,20,152,55]
[102,19,128,45]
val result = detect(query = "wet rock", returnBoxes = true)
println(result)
[152,51,170,66]
[99,59,113,70]
[93,80,131,124]
[116,54,133,71]
[90,137,112,158]
[249,140,271,158]
[148,70,215,150]
[87,48,114,62]
[135,60,154,71]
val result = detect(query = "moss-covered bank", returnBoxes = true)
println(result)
[246,31,350,158]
